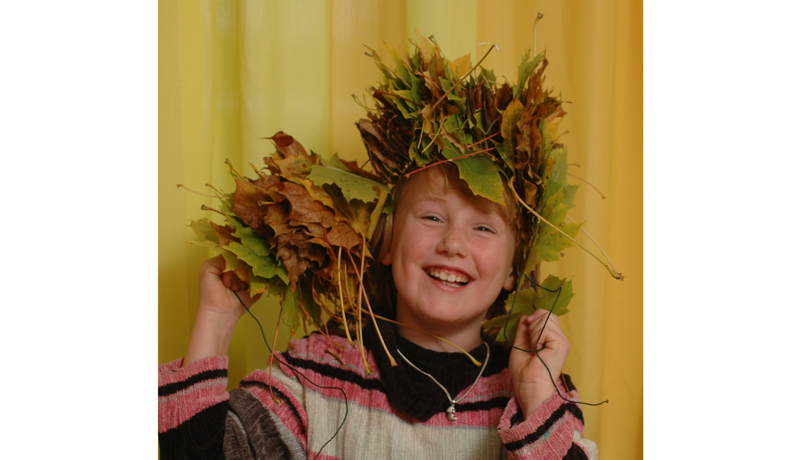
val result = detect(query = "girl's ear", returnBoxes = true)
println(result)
[503,269,516,291]
[381,246,392,265]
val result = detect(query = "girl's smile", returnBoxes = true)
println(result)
[382,167,517,351]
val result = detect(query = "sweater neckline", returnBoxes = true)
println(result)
[361,307,507,421]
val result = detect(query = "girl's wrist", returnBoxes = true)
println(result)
[518,385,556,420]
[182,309,240,367]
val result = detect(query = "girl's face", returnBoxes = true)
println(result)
[382,168,516,346]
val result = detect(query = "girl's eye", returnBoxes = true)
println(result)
[475,226,495,233]
[423,216,441,223]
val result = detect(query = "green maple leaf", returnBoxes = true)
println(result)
[188,219,219,248]
[229,218,272,256]
[454,154,505,204]
[216,247,243,273]
[536,275,574,316]
[501,99,524,141]
[280,280,320,332]
[483,309,526,343]
[280,286,300,330]
[307,155,388,203]
[484,287,538,342]
[217,213,289,284]
[226,241,288,283]
[535,220,582,262]
[514,50,546,99]
[485,275,574,342]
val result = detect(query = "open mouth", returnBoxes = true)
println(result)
[425,268,470,287]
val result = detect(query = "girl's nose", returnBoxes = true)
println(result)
[437,226,467,256]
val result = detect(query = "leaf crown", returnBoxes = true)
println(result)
[357,32,576,289]
[187,31,615,359]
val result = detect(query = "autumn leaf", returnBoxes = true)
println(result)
[454,154,505,204]
[188,219,219,248]
[226,241,287,283]
[486,275,574,342]
[307,158,388,204]
[501,99,524,141]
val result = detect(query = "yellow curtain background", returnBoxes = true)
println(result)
[159,1,643,458]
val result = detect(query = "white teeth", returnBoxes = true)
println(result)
[426,269,468,284]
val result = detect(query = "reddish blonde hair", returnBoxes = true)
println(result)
[367,163,523,320]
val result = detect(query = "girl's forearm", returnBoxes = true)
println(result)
[182,309,240,368]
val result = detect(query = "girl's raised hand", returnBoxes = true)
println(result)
[508,309,570,419]
[198,255,260,316]
[182,256,262,367]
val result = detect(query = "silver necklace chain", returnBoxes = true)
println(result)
[395,342,490,422]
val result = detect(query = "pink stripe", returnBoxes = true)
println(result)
[243,371,308,447]
[158,377,229,432]
[158,355,228,386]
[507,416,574,460]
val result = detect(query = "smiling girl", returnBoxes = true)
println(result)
[159,34,599,459]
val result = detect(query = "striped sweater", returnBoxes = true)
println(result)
[159,321,597,459]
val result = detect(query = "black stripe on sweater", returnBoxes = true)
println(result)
[504,403,584,452]
[281,354,387,393]
[565,442,590,460]
[456,397,511,414]
[158,402,228,459]
[240,380,305,429]
[158,369,228,397]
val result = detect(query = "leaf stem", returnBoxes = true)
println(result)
[405,146,497,179]
[346,241,398,367]
[200,204,225,216]
[268,306,284,405]
[465,131,502,149]
[337,247,355,346]
[510,179,623,280]
[176,184,217,198]
[224,158,246,181]
[370,314,481,366]
[567,173,606,199]
[420,120,445,154]
[565,214,621,277]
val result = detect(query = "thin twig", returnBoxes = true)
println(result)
[346,241,398,367]
[565,215,620,276]
[510,178,623,280]
[371,314,481,366]
[268,306,284,405]
[405,146,497,179]
[176,184,217,198]
[567,173,606,199]
[337,247,355,346]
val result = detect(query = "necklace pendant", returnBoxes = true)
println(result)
[446,404,458,422]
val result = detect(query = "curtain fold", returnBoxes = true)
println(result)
[159,1,642,458]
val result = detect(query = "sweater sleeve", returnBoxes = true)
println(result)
[497,376,599,460]
[158,356,231,459]
[158,355,309,460]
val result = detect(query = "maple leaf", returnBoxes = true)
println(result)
[226,241,287,283]
[454,154,505,205]
[501,99,524,142]
[188,219,220,248]
[484,275,574,342]
[231,178,272,237]
[449,53,473,79]
[307,156,388,204]
[278,182,339,229]
[326,221,362,250]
